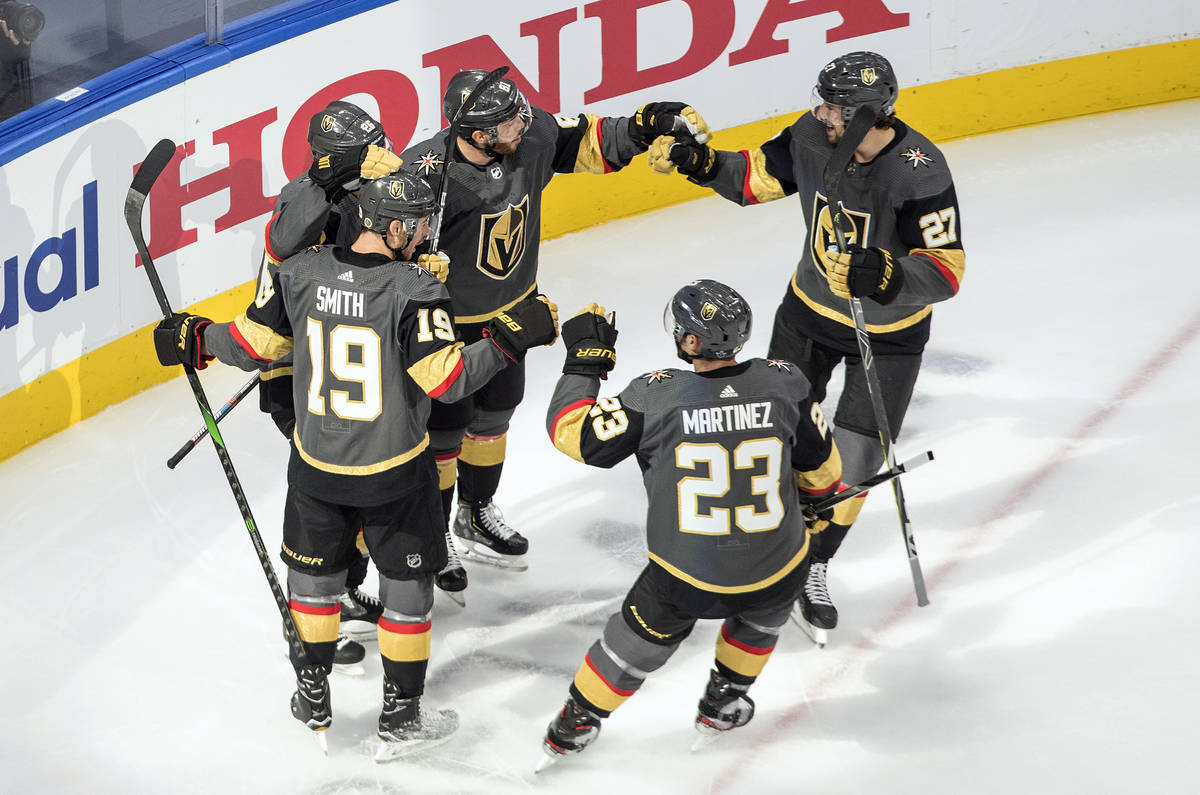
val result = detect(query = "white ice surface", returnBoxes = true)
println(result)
[3,100,1199,794]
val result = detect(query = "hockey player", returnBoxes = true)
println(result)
[537,280,842,766]
[648,52,965,642]
[152,173,559,758]
[400,69,708,586]
[256,101,458,632]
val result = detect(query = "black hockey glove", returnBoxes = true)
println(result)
[484,295,560,362]
[561,304,618,379]
[308,144,368,202]
[154,312,214,370]
[826,245,905,304]
[629,102,710,148]
[647,135,718,182]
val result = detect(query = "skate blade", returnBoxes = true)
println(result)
[535,746,563,773]
[371,731,455,762]
[439,589,466,607]
[313,728,329,755]
[338,619,379,642]
[457,542,529,572]
[789,604,828,648]
[691,728,720,752]
[332,661,366,678]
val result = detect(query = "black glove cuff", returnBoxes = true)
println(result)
[870,259,906,305]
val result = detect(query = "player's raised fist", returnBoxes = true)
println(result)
[562,304,618,378]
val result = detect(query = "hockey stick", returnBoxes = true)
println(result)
[126,139,315,669]
[166,373,258,469]
[812,450,933,514]
[427,65,509,253]
[823,111,930,606]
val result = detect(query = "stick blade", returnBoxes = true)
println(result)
[130,139,177,197]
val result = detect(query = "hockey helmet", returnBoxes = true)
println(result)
[357,172,438,240]
[307,100,387,158]
[813,51,898,122]
[664,279,752,361]
[442,69,532,140]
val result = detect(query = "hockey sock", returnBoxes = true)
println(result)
[457,433,506,503]
[436,454,458,524]
[714,619,780,684]
[378,616,431,697]
[288,595,340,674]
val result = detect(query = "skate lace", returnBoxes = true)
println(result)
[351,588,381,610]
[442,528,464,569]
[477,501,518,541]
[804,561,833,607]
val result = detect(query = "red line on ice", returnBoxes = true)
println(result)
[712,306,1200,790]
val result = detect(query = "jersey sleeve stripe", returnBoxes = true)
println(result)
[408,343,466,398]
[915,249,964,294]
[262,212,283,266]
[743,148,787,204]
[794,444,842,495]
[231,313,292,362]
[549,398,597,463]
[573,113,612,175]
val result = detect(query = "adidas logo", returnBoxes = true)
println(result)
[719,384,739,399]
[337,271,354,283]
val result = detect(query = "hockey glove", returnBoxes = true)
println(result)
[799,498,836,534]
[561,303,618,379]
[309,145,366,202]
[359,144,403,181]
[154,312,214,370]
[825,245,904,304]
[416,250,450,283]
[484,295,560,361]
[647,135,718,182]
[630,102,711,148]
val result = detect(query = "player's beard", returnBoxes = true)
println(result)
[489,138,520,156]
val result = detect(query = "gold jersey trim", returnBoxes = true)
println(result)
[407,342,465,395]
[550,401,595,464]
[745,147,787,203]
[293,431,430,476]
[915,246,966,285]
[259,366,293,381]
[790,273,931,333]
[453,283,537,324]
[794,444,842,495]
[648,536,809,594]
[573,113,609,175]
[233,313,294,361]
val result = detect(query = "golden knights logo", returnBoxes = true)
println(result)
[860,68,878,85]
[320,114,335,132]
[388,179,405,199]
[700,302,718,320]
[809,192,871,276]
[476,195,529,280]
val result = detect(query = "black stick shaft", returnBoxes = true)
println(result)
[428,65,509,253]
[167,374,259,469]
[813,451,934,513]
[127,140,313,668]
[823,112,930,606]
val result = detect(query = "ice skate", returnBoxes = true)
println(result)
[332,634,365,677]
[290,665,332,753]
[435,528,468,606]
[692,669,755,750]
[339,587,383,641]
[452,499,529,571]
[536,696,602,772]
[374,678,459,762]
[790,560,837,647]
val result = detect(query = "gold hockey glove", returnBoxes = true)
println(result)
[360,144,403,180]
[648,135,718,182]
[416,250,450,283]
[825,245,904,304]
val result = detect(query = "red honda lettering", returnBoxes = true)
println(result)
[729,0,909,66]
[138,109,278,265]
[282,70,421,179]
[423,7,577,122]
[583,0,734,104]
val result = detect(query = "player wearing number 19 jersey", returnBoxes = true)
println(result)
[536,281,842,765]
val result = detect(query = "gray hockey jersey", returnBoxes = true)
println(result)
[546,359,842,592]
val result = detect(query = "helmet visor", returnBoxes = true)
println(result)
[810,86,855,124]
[491,93,533,143]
